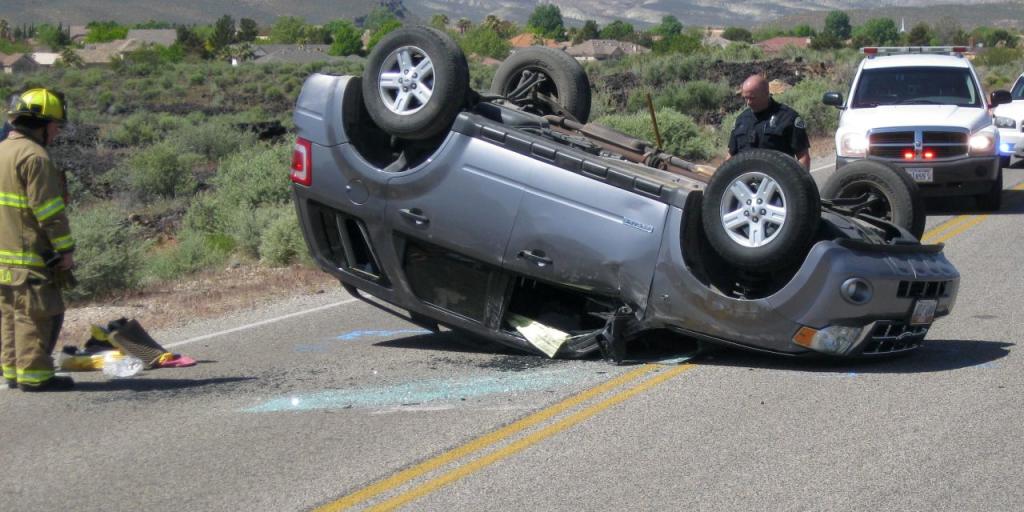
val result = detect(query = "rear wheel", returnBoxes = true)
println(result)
[821,159,926,239]
[490,47,591,123]
[362,26,469,140]
[702,150,820,271]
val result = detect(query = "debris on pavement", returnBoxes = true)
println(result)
[56,318,197,375]
[507,314,570,358]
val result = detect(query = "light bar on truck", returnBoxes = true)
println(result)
[862,46,969,57]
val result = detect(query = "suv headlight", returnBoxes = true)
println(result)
[838,132,868,158]
[969,128,997,155]
[995,116,1017,129]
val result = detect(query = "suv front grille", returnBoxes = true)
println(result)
[897,280,951,299]
[868,129,968,160]
[860,321,928,355]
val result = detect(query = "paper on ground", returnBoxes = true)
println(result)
[508,313,569,358]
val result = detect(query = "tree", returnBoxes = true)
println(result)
[577,19,599,43]
[459,25,511,59]
[852,18,899,46]
[57,47,84,68]
[37,23,71,50]
[367,19,402,50]
[238,18,258,42]
[456,18,472,35]
[527,4,564,40]
[600,20,634,41]
[721,27,752,43]
[363,7,398,31]
[176,26,206,57]
[824,10,851,40]
[0,19,9,42]
[328,20,362,56]
[429,14,449,31]
[905,23,933,46]
[209,15,235,51]
[653,15,682,37]
[269,16,306,43]
[85,21,128,43]
[809,31,842,50]
[652,31,702,55]
[792,24,816,37]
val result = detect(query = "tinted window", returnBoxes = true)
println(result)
[852,67,980,108]
[1012,76,1024,99]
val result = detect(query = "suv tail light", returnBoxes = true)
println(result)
[291,137,312,186]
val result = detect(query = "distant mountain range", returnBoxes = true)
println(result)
[1,0,1022,30]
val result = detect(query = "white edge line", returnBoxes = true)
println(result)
[165,297,360,349]
[810,162,834,174]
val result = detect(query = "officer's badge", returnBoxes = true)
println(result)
[795,116,806,129]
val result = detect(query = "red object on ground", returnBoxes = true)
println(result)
[157,354,197,368]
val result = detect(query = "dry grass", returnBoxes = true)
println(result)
[59,264,337,348]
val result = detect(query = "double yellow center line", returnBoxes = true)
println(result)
[920,180,1024,244]
[315,363,695,511]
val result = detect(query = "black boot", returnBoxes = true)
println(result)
[3,378,15,389]
[20,375,74,392]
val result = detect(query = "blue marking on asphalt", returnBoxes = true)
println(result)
[245,368,587,413]
[336,329,431,341]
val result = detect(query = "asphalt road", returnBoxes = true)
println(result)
[3,165,1024,511]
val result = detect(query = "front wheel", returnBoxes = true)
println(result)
[976,168,1003,211]
[702,150,820,271]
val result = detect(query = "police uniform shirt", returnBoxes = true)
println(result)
[728,99,810,158]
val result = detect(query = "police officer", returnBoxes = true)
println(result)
[0,88,76,391]
[728,74,811,170]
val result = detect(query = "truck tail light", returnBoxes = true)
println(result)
[291,137,312,186]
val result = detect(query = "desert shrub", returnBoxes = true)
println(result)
[105,111,186,146]
[168,119,257,161]
[121,141,202,199]
[654,80,731,120]
[715,43,764,61]
[640,53,713,86]
[717,109,744,147]
[595,108,719,161]
[776,77,842,138]
[974,48,1023,67]
[66,206,144,300]
[141,230,234,282]
[469,60,498,92]
[259,205,306,266]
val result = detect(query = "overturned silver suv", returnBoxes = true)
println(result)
[289,27,959,361]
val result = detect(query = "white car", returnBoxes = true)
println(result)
[824,47,1011,211]
[993,73,1024,168]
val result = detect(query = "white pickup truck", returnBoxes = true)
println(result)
[993,72,1024,167]
[824,47,1012,210]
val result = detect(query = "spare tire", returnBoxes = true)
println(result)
[821,159,926,239]
[362,26,469,140]
[702,150,820,271]
[490,46,591,123]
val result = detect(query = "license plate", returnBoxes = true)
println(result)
[906,167,933,183]
[910,299,938,325]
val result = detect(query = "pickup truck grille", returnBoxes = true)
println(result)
[868,130,968,160]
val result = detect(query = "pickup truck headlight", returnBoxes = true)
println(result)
[995,116,1017,129]
[838,132,869,158]
[969,129,997,155]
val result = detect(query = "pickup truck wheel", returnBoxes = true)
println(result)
[821,160,926,239]
[490,47,591,123]
[976,168,1003,211]
[702,150,820,271]
[999,154,1011,169]
[362,26,469,140]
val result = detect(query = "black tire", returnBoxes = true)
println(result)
[976,167,1003,211]
[490,47,591,123]
[999,154,1011,170]
[821,160,926,239]
[362,26,469,140]
[702,150,820,271]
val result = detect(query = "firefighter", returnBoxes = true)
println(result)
[0,88,76,391]
[728,74,811,171]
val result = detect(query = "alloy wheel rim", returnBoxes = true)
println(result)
[378,45,434,116]
[719,171,788,248]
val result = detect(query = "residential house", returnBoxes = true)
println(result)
[0,53,39,74]
[30,52,60,67]
[69,25,88,44]
[703,34,732,49]
[75,39,142,66]
[755,36,811,54]
[126,29,177,47]
[566,39,650,61]
[508,32,569,50]
[251,44,357,65]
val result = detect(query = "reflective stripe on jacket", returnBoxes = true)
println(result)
[0,131,75,270]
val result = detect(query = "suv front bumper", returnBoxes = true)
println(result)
[837,155,1000,197]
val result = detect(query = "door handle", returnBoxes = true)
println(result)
[518,249,553,267]
[399,208,429,226]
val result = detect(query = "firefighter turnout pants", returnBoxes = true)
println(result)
[0,272,65,387]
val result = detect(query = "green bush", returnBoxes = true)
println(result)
[66,206,144,300]
[168,120,256,161]
[641,53,713,86]
[122,141,202,199]
[105,111,187,146]
[595,108,719,161]
[776,77,842,138]
[259,205,306,266]
[141,230,234,282]
[653,80,731,120]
